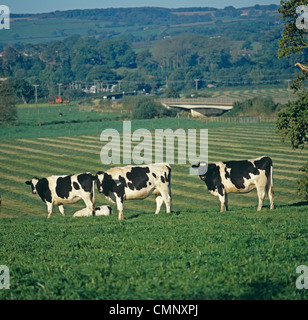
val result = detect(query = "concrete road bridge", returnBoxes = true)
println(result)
[159,98,234,117]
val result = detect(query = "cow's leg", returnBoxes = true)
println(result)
[225,193,229,211]
[83,195,94,216]
[58,204,65,216]
[256,184,266,211]
[218,187,226,212]
[116,197,124,220]
[218,194,226,212]
[156,186,172,213]
[163,193,172,213]
[155,195,164,214]
[46,201,53,218]
[268,187,274,210]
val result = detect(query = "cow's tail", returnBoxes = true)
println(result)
[267,158,274,209]
[268,158,274,193]
[166,164,172,198]
[91,175,96,216]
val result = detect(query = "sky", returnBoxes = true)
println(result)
[3,0,281,14]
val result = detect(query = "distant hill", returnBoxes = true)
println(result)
[1,3,296,101]
[11,5,279,24]
[3,5,281,47]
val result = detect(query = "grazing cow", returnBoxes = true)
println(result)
[73,205,112,217]
[95,163,172,220]
[25,173,95,218]
[192,156,274,212]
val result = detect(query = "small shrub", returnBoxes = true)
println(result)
[228,96,278,117]
[132,96,177,119]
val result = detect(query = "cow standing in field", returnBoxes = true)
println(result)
[25,173,96,218]
[95,163,172,220]
[192,156,274,212]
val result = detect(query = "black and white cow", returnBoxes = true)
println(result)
[95,205,112,216]
[73,205,112,217]
[192,156,274,212]
[25,173,96,218]
[95,163,172,220]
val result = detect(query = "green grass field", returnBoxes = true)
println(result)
[208,87,296,104]
[0,105,307,300]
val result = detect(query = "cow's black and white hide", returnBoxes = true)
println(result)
[25,173,95,218]
[73,205,112,217]
[192,156,274,212]
[95,163,172,220]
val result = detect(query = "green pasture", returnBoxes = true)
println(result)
[208,87,296,103]
[0,207,307,300]
[0,18,109,44]
[1,18,164,45]
[0,105,307,300]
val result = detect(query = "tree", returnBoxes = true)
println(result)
[242,40,253,50]
[136,49,158,73]
[276,94,308,149]
[12,79,34,104]
[276,0,308,200]
[1,47,22,75]
[86,65,117,82]
[278,0,308,92]
[132,96,176,119]
[132,97,161,119]
[228,96,278,117]
[165,86,180,98]
[98,38,136,69]
[0,80,17,122]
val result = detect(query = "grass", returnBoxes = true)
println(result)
[0,18,111,44]
[207,87,296,103]
[0,207,307,300]
[0,104,125,139]
[0,104,307,300]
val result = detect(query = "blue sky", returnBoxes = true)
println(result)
[4,0,281,14]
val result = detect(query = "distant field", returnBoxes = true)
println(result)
[0,18,109,44]
[208,87,296,104]
[0,105,307,300]
[0,18,163,44]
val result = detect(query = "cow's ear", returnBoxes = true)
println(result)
[191,163,200,168]
[25,180,31,185]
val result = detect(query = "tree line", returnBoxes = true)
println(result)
[0,30,304,103]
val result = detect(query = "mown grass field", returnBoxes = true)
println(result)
[0,105,307,300]
[209,87,296,103]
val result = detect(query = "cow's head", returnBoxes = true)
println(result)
[95,171,106,194]
[191,161,208,181]
[25,177,40,194]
